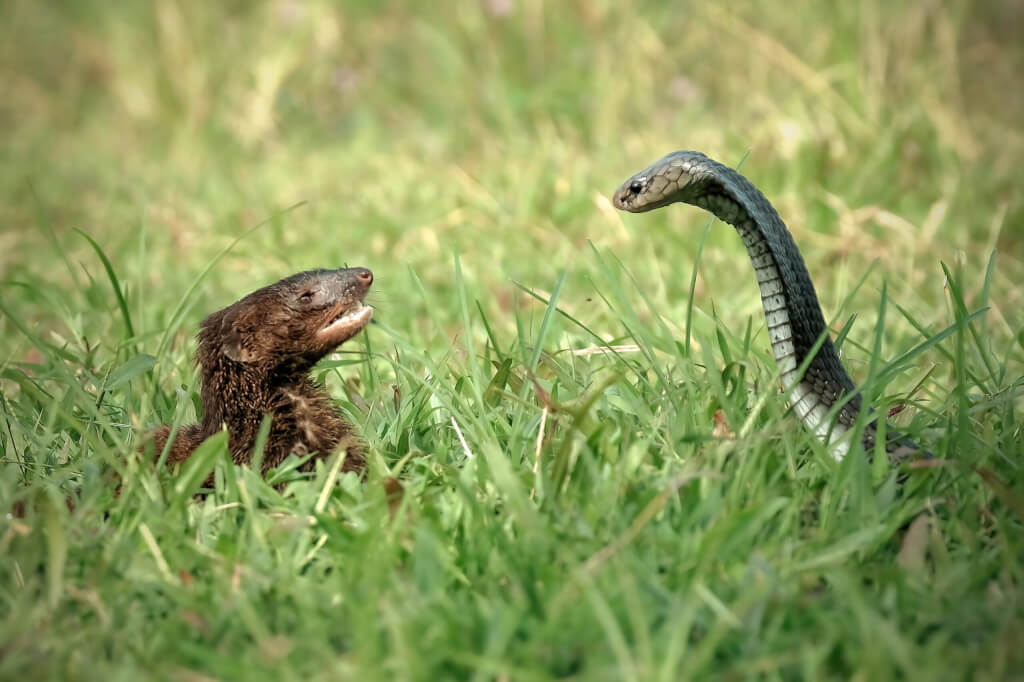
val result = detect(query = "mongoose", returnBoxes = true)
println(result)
[147,267,374,487]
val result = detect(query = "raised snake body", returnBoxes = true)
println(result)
[612,150,928,462]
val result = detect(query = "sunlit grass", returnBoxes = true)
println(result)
[2,1,1023,679]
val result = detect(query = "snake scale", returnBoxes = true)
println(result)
[612,150,930,462]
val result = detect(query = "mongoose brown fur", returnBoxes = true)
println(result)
[146,267,374,487]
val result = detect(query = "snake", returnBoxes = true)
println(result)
[612,150,929,462]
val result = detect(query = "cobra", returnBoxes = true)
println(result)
[612,150,929,463]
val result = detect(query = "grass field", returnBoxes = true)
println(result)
[2,1,1023,679]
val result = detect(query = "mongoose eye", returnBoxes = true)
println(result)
[298,292,314,304]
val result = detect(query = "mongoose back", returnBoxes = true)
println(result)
[148,267,374,486]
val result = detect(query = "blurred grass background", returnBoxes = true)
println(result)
[3,0,1022,339]
[2,0,1023,679]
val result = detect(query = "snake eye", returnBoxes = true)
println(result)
[629,178,644,194]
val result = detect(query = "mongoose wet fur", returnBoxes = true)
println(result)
[147,267,374,486]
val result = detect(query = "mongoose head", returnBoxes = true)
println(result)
[199,267,374,370]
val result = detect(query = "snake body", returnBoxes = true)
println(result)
[612,150,927,462]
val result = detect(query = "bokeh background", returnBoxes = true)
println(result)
[3,0,1022,345]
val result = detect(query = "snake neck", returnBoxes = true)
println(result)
[688,168,864,457]
[689,165,926,461]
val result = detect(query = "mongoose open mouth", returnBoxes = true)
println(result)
[318,302,373,339]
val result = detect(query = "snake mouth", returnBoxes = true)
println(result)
[612,191,634,210]
[612,179,645,211]
[317,302,373,340]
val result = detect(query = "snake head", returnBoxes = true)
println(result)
[612,150,711,213]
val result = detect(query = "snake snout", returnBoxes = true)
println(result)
[612,177,646,211]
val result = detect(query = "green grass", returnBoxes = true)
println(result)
[2,1,1023,679]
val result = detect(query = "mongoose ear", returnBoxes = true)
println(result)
[220,316,257,363]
